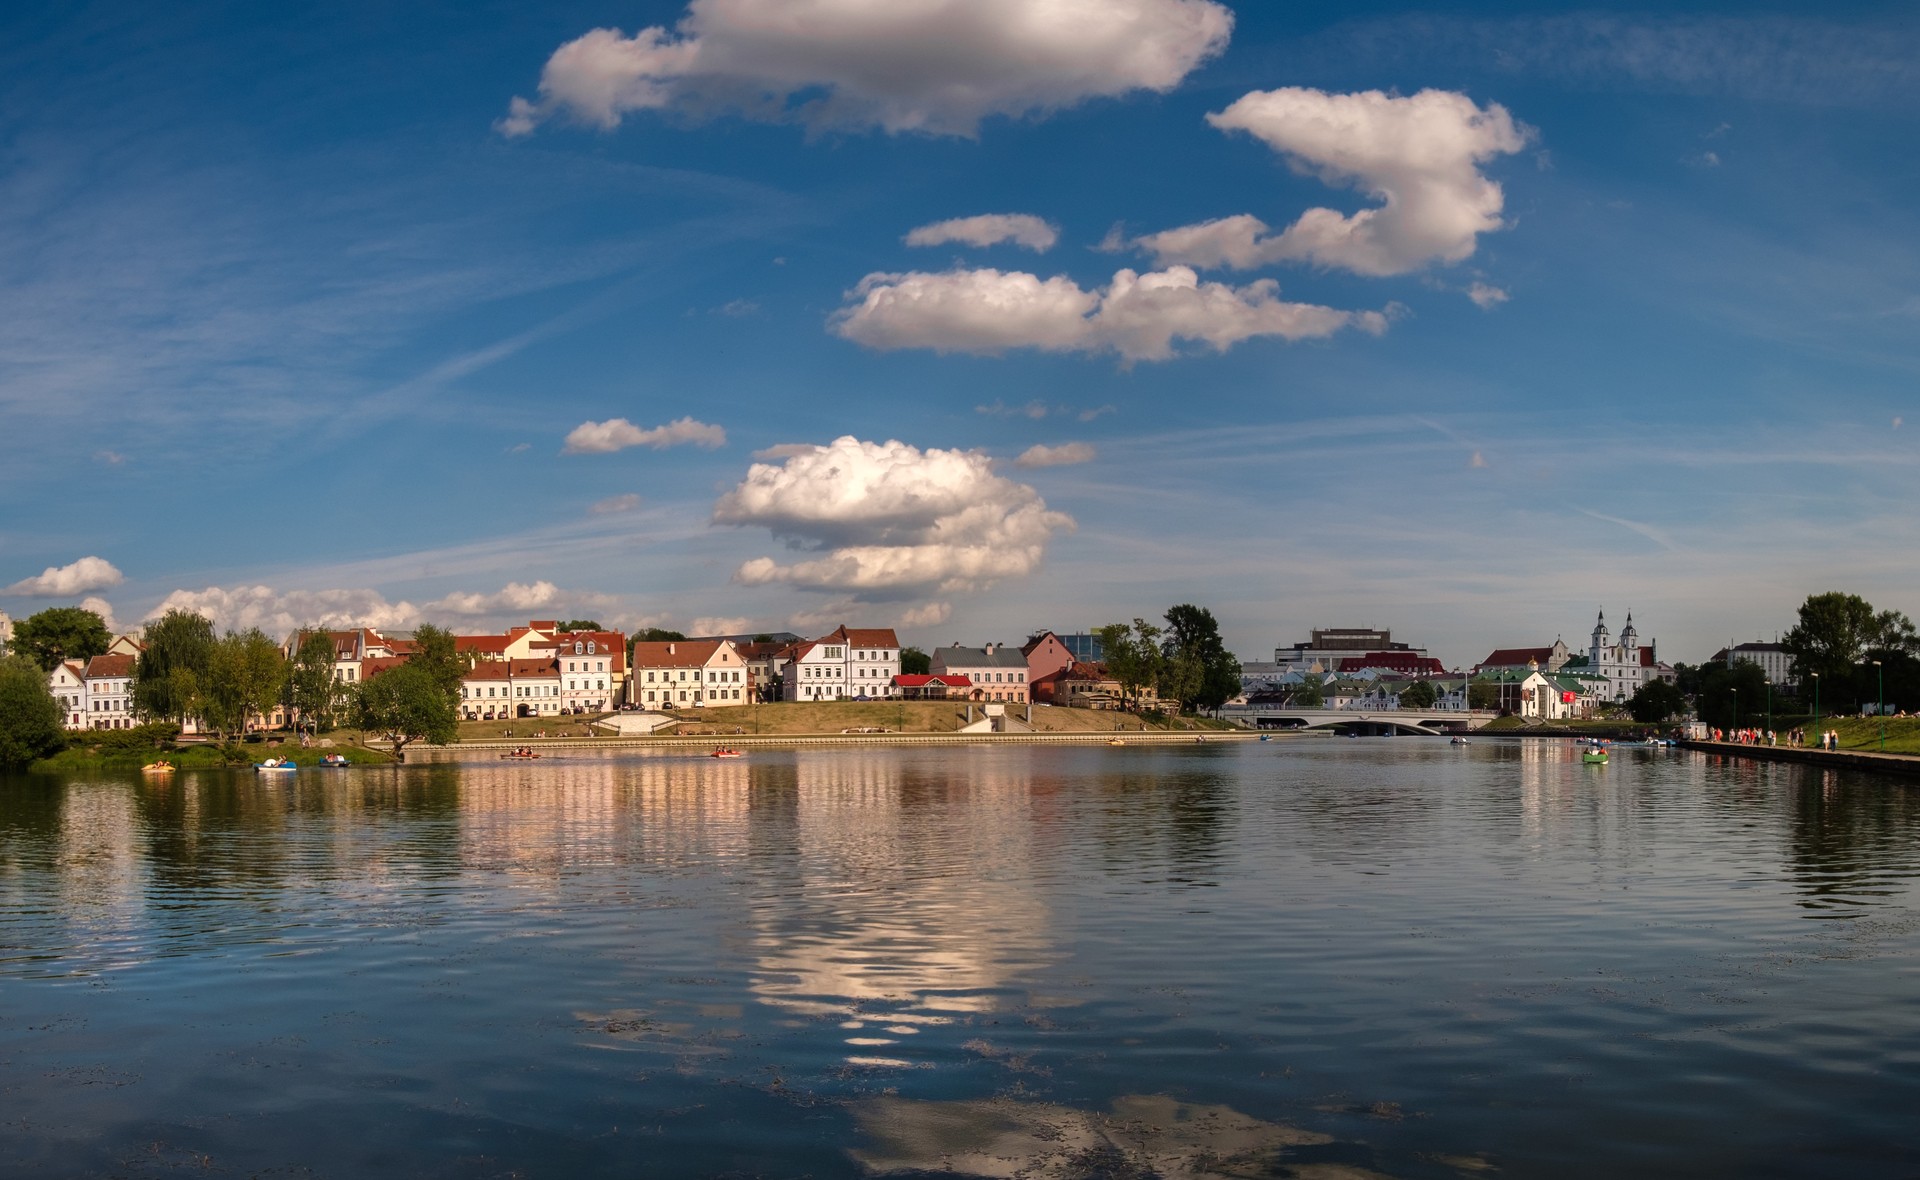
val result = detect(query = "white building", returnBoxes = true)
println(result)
[931,643,1030,703]
[1588,610,1656,703]
[1723,641,1794,687]
[630,640,749,708]
[784,638,850,701]
[551,635,620,713]
[48,660,88,730]
[84,653,137,729]
[778,627,902,702]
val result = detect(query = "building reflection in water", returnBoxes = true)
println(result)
[743,750,1052,1067]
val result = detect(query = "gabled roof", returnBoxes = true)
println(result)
[631,639,730,669]
[85,653,136,679]
[1020,631,1063,657]
[825,625,900,649]
[536,631,629,673]
[456,635,513,655]
[359,656,412,680]
[1478,646,1555,668]
[933,645,1027,669]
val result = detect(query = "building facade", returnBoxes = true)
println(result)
[83,653,136,729]
[931,644,1030,703]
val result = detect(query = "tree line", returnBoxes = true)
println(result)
[1093,604,1242,714]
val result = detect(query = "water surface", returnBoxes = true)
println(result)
[2,740,1917,1177]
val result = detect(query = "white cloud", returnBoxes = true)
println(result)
[589,493,643,515]
[1134,88,1532,277]
[689,616,755,636]
[906,214,1059,252]
[1013,442,1096,468]
[145,586,423,635]
[562,416,727,454]
[752,442,821,460]
[500,0,1233,138]
[833,266,1386,362]
[79,596,119,633]
[1466,281,1510,309]
[713,435,1075,596]
[425,581,562,616]
[896,601,952,629]
[4,556,125,597]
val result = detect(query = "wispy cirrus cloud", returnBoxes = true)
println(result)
[906,214,1059,252]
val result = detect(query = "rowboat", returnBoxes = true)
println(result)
[711,749,745,759]
[1107,738,1127,746]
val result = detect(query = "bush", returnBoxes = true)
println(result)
[76,721,181,752]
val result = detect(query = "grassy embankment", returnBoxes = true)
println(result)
[33,739,394,772]
[1766,715,1920,756]
[454,701,1236,740]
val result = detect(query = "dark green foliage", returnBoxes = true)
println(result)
[201,629,288,740]
[352,661,457,759]
[134,610,216,725]
[900,646,931,675]
[287,632,338,730]
[1468,680,1500,711]
[637,628,687,642]
[1291,681,1324,707]
[410,624,466,695]
[11,607,111,672]
[1398,680,1438,709]
[1694,660,1770,728]
[556,620,603,632]
[1158,604,1241,713]
[0,654,65,770]
[1783,591,1918,710]
[1628,679,1687,724]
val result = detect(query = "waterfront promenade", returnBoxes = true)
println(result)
[1680,739,1920,780]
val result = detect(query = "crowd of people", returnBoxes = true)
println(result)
[1711,726,1847,750]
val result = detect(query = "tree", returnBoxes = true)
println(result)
[133,610,215,726]
[900,646,931,675]
[556,619,603,633]
[11,606,111,672]
[1160,604,1242,713]
[1628,679,1686,724]
[1291,681,1324,707]
[1694,659,1769,729]
[287,631,338,731]
[1468,680,1501,711]
[352,662,457,760]
[201,630,288,741]
[637,628,687,642]
[1783,592,1883,710]
[1398,679,1438,709]
[410,623,467,695]
[0,654,65,771]
[1097,620,1163,710]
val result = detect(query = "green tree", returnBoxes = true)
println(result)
[287,631,338,731]
[556,619,604,633]
[1291,680,1324,707]
[638,628,686,642]
[900,646,931,675]
[410,623,467,695]
[1160,604,1242,712]
[133,610,216,726]
[1097,620,1164,710]
[1398,679,1438,709]
[1627,679,1686,724]
[1695,660,1769,729]
[353,662,457,760]
[1467,680,1501,711]
[0,654,65,771]
[11,606,111,672]
[201,630,288,741]
[1783,592,1883,710]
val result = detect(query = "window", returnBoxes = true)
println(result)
[575,641,584,655]
[586,641,596,655]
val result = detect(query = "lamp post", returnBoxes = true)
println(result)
[1765,677,1772,736]
[1874,659,1885,751]
[1731,687,1738,735]
[1810,672,1820,745]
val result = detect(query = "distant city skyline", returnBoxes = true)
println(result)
[4,1,1915,670]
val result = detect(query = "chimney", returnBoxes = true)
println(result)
[667,643,675,655]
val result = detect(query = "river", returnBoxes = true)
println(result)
[2,739,1916,1177]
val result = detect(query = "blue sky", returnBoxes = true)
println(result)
[3,0,1917,668]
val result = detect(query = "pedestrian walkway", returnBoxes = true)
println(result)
[1680,740,1920,780]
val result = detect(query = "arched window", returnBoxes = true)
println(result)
[586,641,596,654]
[574,641,584,655]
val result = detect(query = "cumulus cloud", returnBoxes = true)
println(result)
[425,581,562,616]
[562,416,727,454]
[906,214,1059,252]
[500,0,1233,138]
[143,581,587,634]
[752,442,821,461]
[589,493,643,515]
[4,556,125,597]
[1466,281,1509,309]
[896,601,952,629]
[1133,88,1533,277]
[145,586,423,635]
[689,616,755,636]
[713,435,1075,596]
[79,596,119,633]
[833,266,1386,362]
[1013,442,1096,468]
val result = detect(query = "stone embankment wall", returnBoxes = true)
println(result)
[1679,740,1920,780]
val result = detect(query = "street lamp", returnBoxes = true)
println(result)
[1810,672,1820,744]
[1731,687,1738,735]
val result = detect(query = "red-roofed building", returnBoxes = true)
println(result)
[459,656,565,720]
[1022,631,1075,703]
[892,673,973,700]
[629,639,749,709]
[82,653,137,729]
[1345,651,1449,677]
[1474,638,1573,677]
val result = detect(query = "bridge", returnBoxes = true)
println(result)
[1219,706,1498,736]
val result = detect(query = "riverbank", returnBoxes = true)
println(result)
[30,743,395,772]
[405,728,1283,758]
[1679,739,1920,780]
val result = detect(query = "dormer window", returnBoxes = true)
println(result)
[586,641,596,655]
[574,641,584,655]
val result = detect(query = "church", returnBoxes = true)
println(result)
[1589,609,1660,702]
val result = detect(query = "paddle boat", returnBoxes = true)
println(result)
[316,753,350,768]
[710,748,745,759]
[1107,737,1127,746]
[1450,736,1471,745]
[140,760,176,775]
[1581,748,1609,765]
[499,747,542,760]
[254,757,298,773]
[1258,734,1273,742]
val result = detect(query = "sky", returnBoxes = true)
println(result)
[2,0,1917,670]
